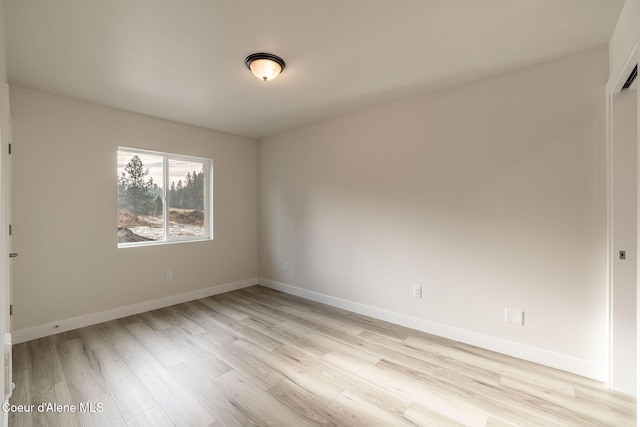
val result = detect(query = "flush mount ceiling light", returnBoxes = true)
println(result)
[245,53,286,82]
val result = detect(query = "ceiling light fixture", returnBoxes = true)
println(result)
[245,53,286,82]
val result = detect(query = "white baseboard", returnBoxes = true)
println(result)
[12,277,259,344]
[258,277,607,382]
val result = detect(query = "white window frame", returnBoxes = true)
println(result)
[117,147,213,248]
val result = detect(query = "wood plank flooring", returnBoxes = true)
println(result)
[7,285,636,426]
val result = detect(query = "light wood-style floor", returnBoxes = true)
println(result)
[8,285,636,426]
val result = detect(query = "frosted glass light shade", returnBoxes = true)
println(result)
[249,59,282,81]
[245,53,286,82]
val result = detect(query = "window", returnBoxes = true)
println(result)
[117,147,212,246]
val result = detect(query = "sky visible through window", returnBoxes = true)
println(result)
[117,151,200,191]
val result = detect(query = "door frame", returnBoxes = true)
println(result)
[0,83,11,426]
[606,41,640,399]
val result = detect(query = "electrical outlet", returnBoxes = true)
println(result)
[505,308,524,325]
[166,270,174,280]
[283,261,289,271]
[412,285,422,298]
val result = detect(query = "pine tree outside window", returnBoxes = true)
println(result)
[117,147,213,247]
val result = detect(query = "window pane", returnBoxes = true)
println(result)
[168,159,206,238]
[117,151,164,243]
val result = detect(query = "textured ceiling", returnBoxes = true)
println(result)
[5,0,625,139]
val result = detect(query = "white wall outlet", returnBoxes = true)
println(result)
[413,285,422,298]
[283,261,289,271]
[505,308,524,325]
[166,270,174,280]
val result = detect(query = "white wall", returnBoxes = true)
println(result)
[611,88,637,395]
[610,0,640,73]
[10,86,258,337]
[0,0,4,86]
[259,46,609,380]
